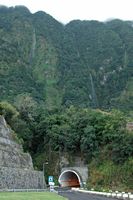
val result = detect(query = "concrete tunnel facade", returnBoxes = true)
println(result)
[58,170,82,187]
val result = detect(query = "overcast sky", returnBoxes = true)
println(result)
[0,0,133,24]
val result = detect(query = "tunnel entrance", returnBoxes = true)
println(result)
[58,170,81,188]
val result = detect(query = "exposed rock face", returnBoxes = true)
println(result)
[0,167,43,189]
[0,116,44,189]
[0,116,33,169]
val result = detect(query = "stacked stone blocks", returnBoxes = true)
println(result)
[0,116,44,189]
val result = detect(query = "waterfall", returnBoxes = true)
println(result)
[90,73,99,108]
[29,29,36,65]
[123,50,128,68]
[32,29,36,58]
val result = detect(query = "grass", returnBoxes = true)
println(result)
[0,192,67,200]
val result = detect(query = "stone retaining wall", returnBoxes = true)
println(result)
[0,116,45,189]
[0,167,44,189]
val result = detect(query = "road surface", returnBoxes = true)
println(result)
[58,189,117,200]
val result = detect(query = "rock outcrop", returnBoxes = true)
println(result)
[0,116,44,189]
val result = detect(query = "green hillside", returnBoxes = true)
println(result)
[0,6,133,110]
[0,6,133,191]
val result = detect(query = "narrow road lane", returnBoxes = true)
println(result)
[58,189,117,200]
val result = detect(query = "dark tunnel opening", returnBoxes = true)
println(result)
[58,170,81,188]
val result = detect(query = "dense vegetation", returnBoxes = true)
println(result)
[0,101,133,191]
[0,6,133,191]
[0,6,133,110]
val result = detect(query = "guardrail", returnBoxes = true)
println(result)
[0,188,58,194]
[72,188,133,200]
[0,189,48,192]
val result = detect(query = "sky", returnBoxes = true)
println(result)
[0,0,133,24]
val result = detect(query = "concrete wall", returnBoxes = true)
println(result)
[0,167,44,189]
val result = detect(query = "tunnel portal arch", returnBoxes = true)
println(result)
[58,169,82,188]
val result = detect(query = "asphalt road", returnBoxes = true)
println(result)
[58,189,117,200]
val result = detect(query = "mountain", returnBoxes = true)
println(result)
[0,5,133,111]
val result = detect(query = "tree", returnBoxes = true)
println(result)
[14,93,37,120]
[0,101,19,124]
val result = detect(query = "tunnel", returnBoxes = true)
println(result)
[58,170,82,188]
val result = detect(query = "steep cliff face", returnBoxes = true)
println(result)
[0,116,44,189]
[0,6,62,109]
[0,6,133,110]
